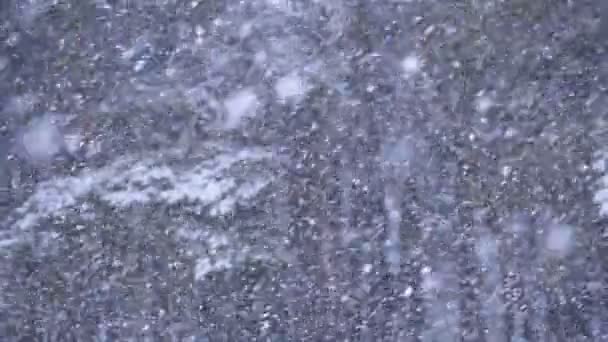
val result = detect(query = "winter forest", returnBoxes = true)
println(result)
[1,0,608,341]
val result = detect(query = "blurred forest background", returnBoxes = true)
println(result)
[1,0,608,341]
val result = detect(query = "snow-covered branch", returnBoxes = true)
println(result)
[3,144,274,245]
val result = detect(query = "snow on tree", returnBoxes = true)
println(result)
[3,141,279,262]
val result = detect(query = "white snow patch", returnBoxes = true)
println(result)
[19,115,64,163]
[133,59,147,72]
[401,54,422,76]
[402,286,414,298]
[504,127,518,138]
[501,165,512,178]
[545,224,575,257]
[275,72,309,103]
[222,88,259,130]
[476,95,494,114]
[421,271,441,293]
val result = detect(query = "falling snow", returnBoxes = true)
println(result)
[401,54,422,76]
[1,1,607,340]
[476,95,494,113]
